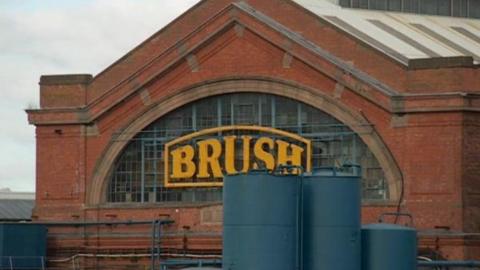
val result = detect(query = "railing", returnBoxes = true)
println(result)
[160,259,221,270]
[3,256,480,269]
[418,260,480,269]
[0,256,45,270]
[41,219,173,270]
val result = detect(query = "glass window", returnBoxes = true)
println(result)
[107,93,389,204]
[370,0,388,10]
[339,0,352,7]
[419,0,438,15]
[437,0,452,15]
[274,96,298,132]
[195,99,218,130]
[403,0,420,12]
[469,0,480,18]
[359,0,369,9]
[387,0,403,11]
[452,0,468,17]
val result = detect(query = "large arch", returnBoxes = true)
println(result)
[86,77,402,205]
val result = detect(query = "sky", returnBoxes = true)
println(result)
[0,0,200,192]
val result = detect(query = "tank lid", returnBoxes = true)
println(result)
[181,268,222,270]
[362,223,416,231]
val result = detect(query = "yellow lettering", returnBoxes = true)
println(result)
[277,140,304,173]
[225,136,252,174]
[224,136,237,175]
[240,136,252,173]
[253,137,275,170]
[197,139,223,178]
[164,126,312,188]
[170,145,196,178]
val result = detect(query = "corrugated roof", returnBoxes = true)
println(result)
[0,191,35,200]
[293,0,480,65]
[0,199,34,221]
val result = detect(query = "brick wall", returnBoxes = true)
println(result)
[27,0,480,262]
[463,112,480,258]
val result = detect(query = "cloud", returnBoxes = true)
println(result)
[0,0,200,191]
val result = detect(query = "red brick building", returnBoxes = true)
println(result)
[27,0,480,267]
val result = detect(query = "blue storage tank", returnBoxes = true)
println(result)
[223,172,300,270]
[361,223,417,270]
[302,170,361,270]
[0,223,47,269]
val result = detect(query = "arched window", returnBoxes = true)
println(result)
[107,93,388,203]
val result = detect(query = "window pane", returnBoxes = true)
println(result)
[438,0,451,15]
[339,0,351,7]
[404,0,419,12]
[452,0,468,17]
[220,96,232,125]
[388,0,403,11]
[108,93,390,203]
[275,96,298,132]
[469,0,480,18]
[370,0,388,10]
[232,95,260,125]
[419,0,439,15]
[359,0,369,9]
[196,99,218,129]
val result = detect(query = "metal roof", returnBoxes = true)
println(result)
[0,199,34,221]
[0,190,35,200]
[293,0,480,65]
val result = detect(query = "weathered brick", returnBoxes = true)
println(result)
[27,0,480,263]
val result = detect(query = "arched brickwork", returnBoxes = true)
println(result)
[86,77,402,205]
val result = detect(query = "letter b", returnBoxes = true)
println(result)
[170,145,196,178]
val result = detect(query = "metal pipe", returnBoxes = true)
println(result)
[157,221,162,269]
[151,220,157,270]
[418,260,480,267]
[418,231,480,237]
[298,172,304,270]
[141,140,145,203]
[21,220,174,226]
[295,174,301,270]
[48,253,221,264]
[160,259,222,266]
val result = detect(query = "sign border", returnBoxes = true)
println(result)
[164,125,311,188]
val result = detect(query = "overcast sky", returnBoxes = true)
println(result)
[0,0,200,192]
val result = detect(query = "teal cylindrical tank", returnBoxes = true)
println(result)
[223,172,299,270]
[0,224,47,269]
[362,224,417,270]
[302,170,361,270]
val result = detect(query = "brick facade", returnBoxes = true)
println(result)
[27,0,480,266]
